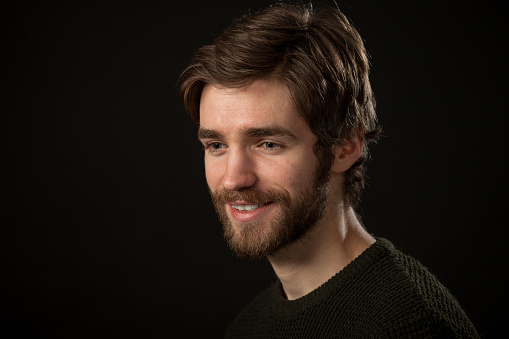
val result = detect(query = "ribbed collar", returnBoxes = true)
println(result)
[268,237,393,316]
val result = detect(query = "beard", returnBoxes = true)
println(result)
[210,160,331,258]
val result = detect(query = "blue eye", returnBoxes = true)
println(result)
[261,142,284,151]
[204,142,227,155]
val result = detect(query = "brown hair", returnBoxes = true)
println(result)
[180,2,381,207]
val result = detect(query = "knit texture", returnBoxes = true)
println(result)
[225,238,479,338]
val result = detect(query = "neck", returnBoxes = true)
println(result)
[267,204,374,300]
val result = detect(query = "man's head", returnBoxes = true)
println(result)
[180,3,380,208]
[180,3,380,257]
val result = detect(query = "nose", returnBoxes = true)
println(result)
[222,148,256,191]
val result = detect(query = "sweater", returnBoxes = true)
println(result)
[225,238,479,338]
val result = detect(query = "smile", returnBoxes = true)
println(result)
[231,203,268,212]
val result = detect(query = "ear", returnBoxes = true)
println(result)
[330,135,364,174]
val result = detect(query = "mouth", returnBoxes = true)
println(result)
[227,201,274,222]
[231,202,269,212]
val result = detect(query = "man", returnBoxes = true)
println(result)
[180,3,479,338]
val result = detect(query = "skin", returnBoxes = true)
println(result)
[198,79,375,300]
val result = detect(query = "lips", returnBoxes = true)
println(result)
[227,202,274,222]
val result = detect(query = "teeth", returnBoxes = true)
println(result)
[232,203,266,211]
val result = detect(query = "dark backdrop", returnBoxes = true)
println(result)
[3,1,507,337]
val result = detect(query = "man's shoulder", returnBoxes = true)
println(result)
[362,237,448,301]
[337,237,479,337]
[368,238,466,315]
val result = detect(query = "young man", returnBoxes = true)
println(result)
[180,3,479,338]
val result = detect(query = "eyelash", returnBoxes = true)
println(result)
[202,141,285,155]
[203,142,225,154]
[260,141,284,151]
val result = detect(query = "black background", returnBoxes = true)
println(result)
[3,1,507,337]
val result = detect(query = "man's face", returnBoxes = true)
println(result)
[198,80,330,258]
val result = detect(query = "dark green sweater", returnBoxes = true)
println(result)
[225,238,479,338]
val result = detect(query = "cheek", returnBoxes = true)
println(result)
[262,158,312,190]
[204,158,221,190]
[289,154,319,186]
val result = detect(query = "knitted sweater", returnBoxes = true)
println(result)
[225,238,479,338]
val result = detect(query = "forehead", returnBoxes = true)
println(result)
[199,80,307,132]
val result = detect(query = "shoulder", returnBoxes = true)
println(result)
[363,238,479,338]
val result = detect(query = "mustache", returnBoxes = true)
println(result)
[211,188,288,205]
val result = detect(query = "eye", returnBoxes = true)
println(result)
[211,142,223,150]
[260,141,284,152]
[204,142,227,155]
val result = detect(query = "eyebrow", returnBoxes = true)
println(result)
[197,125,297,140]
[245,126,297,139]
[197,129,223,140]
